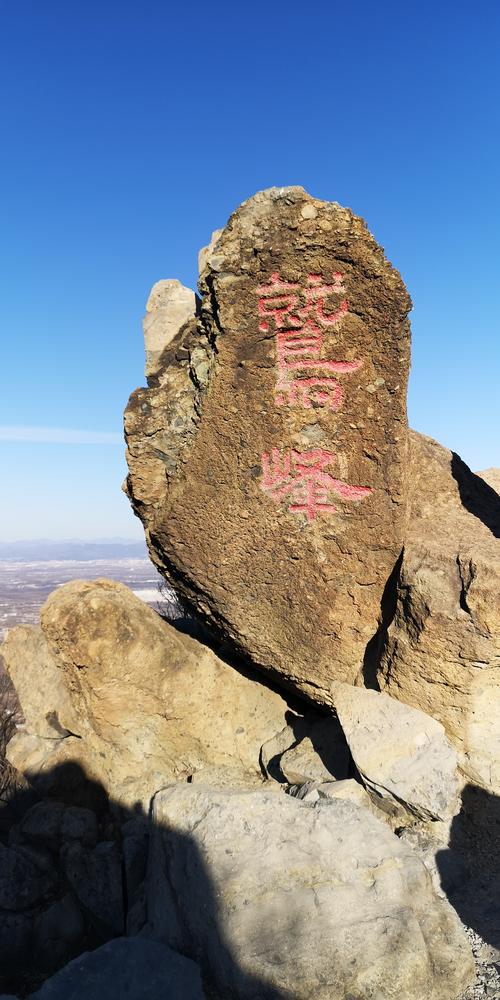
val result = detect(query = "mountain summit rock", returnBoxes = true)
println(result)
[124,187,412,700]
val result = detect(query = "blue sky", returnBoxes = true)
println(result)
[1,0,499,540]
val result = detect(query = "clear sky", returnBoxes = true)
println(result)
[1,1,499,540]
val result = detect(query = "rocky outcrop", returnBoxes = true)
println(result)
[146,784,474,1000]
[125,186,412,702]
[377,432,500,794]
[332,682,460,821]
[2,580,292,807]
[143,279,197,381]
[2,188,498,1000]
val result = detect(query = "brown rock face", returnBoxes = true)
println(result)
[378,432,500,794]
[125,187,412,701]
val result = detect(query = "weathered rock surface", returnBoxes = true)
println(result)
[143,279,197,381]
[28,937,205,999]
[260,712,351,784]
[288,777,378,814]
[125,186,412,701]
[377,432,500,794]
[146,784,474,1000]
[332,682,460,820]
[3,579,291,806]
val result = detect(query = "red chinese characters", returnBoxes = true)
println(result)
[261,449,372,522]
[256,272,361,410]
[257,270,372,522]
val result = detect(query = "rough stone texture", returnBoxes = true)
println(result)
[125,186,412,702]
[260,712,351,785]
[28,937,205,1000]
[279,716,351,784]
[1,627,75,740]
[377,432,500,794]
[288,777,378,814]
[3,579,291,807]
[332,682,460,821]
[143,279,197,380]
[146,784,474,1000]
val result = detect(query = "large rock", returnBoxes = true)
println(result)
[332,682,460,821]
[377,432,500,794]
[28,937,205,999]
[146,784,474,1000]
[125,186,412,701]
[2,580,291,807]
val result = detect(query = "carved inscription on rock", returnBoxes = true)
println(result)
[124,187,412,698]
[261,448,372,521]
[257,270,372,522]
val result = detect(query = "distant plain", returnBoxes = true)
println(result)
[0,541,164,638]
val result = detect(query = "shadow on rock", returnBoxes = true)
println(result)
[451,454,500,538]
[436,783,500,951]
[0,760,287,999]
[361,549,404,691]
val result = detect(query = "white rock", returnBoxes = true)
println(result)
[198,228,223,275]
[143,279,196,378]
[146,784,473,1000]
[332,682,460,820]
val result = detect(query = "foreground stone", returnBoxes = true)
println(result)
[125,186,412,701]
[28,937,205,999]
[146,785,474,1000]
[378,432,500,794]
[332,682,460,820]
[2,580,291,807]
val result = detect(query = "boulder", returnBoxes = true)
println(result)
[143,279,197,380]
[146,784,473,1000]
[377,432,500,794]
[332,682,460,821]
[260,712,351,785]
[0,627,75,740]
[11,801,98,851]
[28,937,205,999]
[61,841,124,939]
[125,186,412,702]
[3,579,291,807]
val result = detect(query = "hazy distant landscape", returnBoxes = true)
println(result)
[0,540,164,638]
